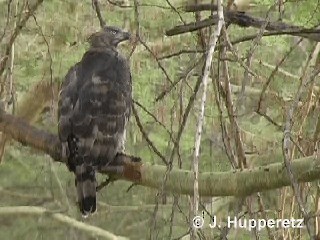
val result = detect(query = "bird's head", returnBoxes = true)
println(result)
[88,26,131,48]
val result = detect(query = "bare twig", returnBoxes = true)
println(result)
[220,28,248,169]
[132,104,168,165]
[256,60,299,80]
[128,0,140,58]
[31,10,54,115]
[166,11,320,42]
[165,0,185,24]
[190,0,224,238]
[0,0,44,78]
[133,100,174,142]
[223,33,258,79]
[0,0,13,42]
[168,73,203,164]
[212,71,237,167]
[158,49,204,60]
[283,60,320,237]
[296,43,320,153]
[138,38,173,84]
[236,5,274,113]
[92,0,106,27]
[255,110,282,129]
[130,0,167,167]
[155,56,203,102]
[257,38,302,115]
[5,0,17,112]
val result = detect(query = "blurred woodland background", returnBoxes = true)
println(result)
[0,0,320,239]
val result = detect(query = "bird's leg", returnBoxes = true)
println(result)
[66,135,79,172]
[97,153,142,186]
[96,174,118,192]
[97,153,140,174]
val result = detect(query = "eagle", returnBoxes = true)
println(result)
[58,26,132,216]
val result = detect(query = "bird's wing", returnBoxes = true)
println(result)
[70,49,132,164]
[58,64,80,142]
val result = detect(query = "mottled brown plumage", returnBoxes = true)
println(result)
[58,26,131,216]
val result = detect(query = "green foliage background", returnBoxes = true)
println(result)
[0,0,319,239]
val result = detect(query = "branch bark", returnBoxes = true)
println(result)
[166,11,320,42]
[1,111,320,197]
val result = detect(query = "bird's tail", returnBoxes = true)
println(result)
[75,164,97,217]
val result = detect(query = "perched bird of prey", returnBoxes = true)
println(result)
[58,26,131,216]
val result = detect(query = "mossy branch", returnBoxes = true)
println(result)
[0,80,60,162]
[1,110,320,197]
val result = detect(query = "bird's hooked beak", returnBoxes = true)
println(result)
[112,30,131,46]
[113,31,131,46]
[121,31,131,42]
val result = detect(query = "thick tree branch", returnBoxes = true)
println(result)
[1,111,320,197]
[0,110,62,162]
[166,11,320,42]
[0,80,59,162]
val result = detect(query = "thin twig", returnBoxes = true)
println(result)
[256,60,299,80]
[169,74,203,164]
[212,71,237,167]
[132,104,168,165]
[257,38,302,114]
[295,43,320,155]
[138,37,173,84]
[221,28,247,169]
[0,0,44,78]
[283,62,320,238]
[128,0,140,58]
[223,33,258,79]
[158,49,204,60]
[133,100,174,141]
[230,29,320,45]
[0,0,13,42]
[165,0,185,24]
[31,11,54,115]
[190,0,224,238]
[255,110,282,129]
[236,5,274,113]
[155,56,203,102]
[5,0,17,113]
[92,0,106,27]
